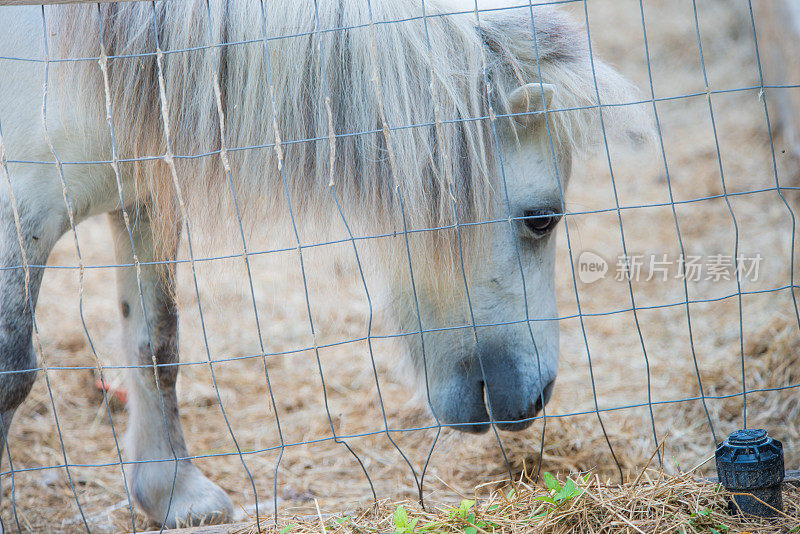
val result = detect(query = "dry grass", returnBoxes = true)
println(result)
[2,0,800,532]
[235,468,800,534]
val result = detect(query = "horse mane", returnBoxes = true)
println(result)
[54,0,649,285]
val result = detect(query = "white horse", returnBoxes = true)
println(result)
[0,0,648,527]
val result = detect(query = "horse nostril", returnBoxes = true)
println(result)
[533,378,556,415]
[543,378,556,402]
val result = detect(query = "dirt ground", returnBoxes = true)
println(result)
[2,0,799,532]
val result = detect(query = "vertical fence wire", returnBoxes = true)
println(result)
[579,0,661,470]
[745,0,800,363]
[253,1,379,517]
[204,1,289,528]
[256,0,380,519]
[39,7,105,530]
[522,0,617,478]
[93,4,155,530]
[309,0,423,506]
[149,3,262,531]
[689,0,743,439]
[634,0,690,469]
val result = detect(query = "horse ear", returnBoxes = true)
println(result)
[507,83,556,126]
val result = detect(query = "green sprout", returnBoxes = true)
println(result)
[393,505,419,534]
[531,472,584,514]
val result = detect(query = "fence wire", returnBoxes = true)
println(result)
[0,0,798,532]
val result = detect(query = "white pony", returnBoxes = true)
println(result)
[0,0,648,527]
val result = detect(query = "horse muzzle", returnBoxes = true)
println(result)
[429,353,557,434]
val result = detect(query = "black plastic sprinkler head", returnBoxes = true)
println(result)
[715,429,784,518]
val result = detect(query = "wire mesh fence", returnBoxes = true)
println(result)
[0,0,798,532]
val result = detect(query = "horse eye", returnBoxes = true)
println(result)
[521,209,561,237]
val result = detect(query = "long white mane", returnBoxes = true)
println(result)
[55,0,648,270]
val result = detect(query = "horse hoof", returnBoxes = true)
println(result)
[131,460,233,528]
[163,477,233,529]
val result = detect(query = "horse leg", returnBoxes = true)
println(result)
[0,163,102,532]
[108,208,232,528]
[0,179,76,492]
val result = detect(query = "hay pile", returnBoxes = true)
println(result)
[238,468,800,534]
